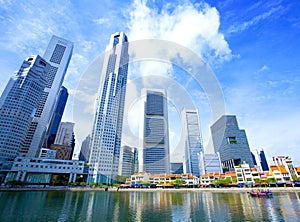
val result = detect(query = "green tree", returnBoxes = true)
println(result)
[79,182,86,186]
[115,175,128,184]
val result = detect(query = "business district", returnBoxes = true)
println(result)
[0,33,299,188]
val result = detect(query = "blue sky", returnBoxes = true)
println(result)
[0,0,299,165]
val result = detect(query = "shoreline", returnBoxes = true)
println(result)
[1,187,300,193]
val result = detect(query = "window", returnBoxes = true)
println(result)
[228,137,237,144]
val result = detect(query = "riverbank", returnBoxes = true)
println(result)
[1,186,300,193]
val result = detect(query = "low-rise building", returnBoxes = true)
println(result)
[130,172,150,184]
[234,162,253,185]
[5,157,84,184]
[272,156,299,180]
[269,165,284,183]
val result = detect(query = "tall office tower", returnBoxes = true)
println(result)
[140,89,170,174]
[251,152,257,166]
[170,162,184,174]
[258,149,269,171]
[54,122,75,146]
[19,36,73,158]
[199,151,223,174]
[0,55,48,173]
[182,109,203,177]
[88,32,129,183]
[118,146,138,177]
[43,86,69,148]
[210,115,254,170]
[79,135,91,163]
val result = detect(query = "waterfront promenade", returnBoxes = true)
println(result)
[1,186,300,193]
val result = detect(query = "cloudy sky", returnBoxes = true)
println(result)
[0,0,299,165]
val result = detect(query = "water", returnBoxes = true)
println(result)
[0,190,299,221]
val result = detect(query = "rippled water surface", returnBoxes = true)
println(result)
[0,190,299,221]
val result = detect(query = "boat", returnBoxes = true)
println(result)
[249,189,272,197]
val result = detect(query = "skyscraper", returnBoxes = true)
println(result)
[210,115,254,170]
[118,146,138,177]
[43,86,69,148]
[182,109,203,177]
[79,135,91,163]
[140,89,170,174]
[252,148,269,172]
[0,55,48,173]
[88,32,129,184]
[19,36,73,158]
[54,122,75,146]
[259,149,269,171]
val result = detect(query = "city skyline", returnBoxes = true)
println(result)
[0,0,299,165]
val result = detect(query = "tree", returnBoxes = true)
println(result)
[115,175,128,184]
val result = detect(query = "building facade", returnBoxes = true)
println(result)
[140,89,170,174]
[50,144,74,160]
[210,115,254,170]
[181,109,203,177]
[252,149,269,172]
[272,156,299,180]
[20,36,73,158]
[0,55,48,175]
[79,135,91,163]
[54,122,75,146]
[43,86,69,148]
[88,32,129,184]
[199,152,223,174]
[118,146,138,177]
[5,157,84,184]
[170,162,184,174]
[39,148,56,159]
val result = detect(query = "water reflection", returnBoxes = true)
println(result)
[0,191,299,221]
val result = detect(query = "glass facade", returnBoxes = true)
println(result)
[43,86,68,148]
[88,32,129,184]
[0,55,48,172]
[182,109,203,177]
[20,36,73,158]
[141,89,170,174]
[211,115,254,170]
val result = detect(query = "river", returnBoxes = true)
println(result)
[0,190,299,221]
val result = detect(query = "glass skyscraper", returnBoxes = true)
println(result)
[88,32,129,184]
[210,115,254,170]
[0,55,48,173]
[140,89,170,174]
[19,36,73,158]
[118,146,138,177]
[182,109,203,177]
[43,86,69,148]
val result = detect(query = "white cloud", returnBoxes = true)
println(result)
[256,65,269,74]
[127,0,232,62]
[228,6,282,33]
[93,18,109,25]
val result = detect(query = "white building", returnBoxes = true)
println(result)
[182,109,203,177]
[39,148,56,159]
[54,122,75,146]
[234,162,254,185]
[20,36,73,158]
[272,156,299,180]
[88,32,129,184]
[5,157,84,184]
[0,55,48,174]
[139,89,170,174]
